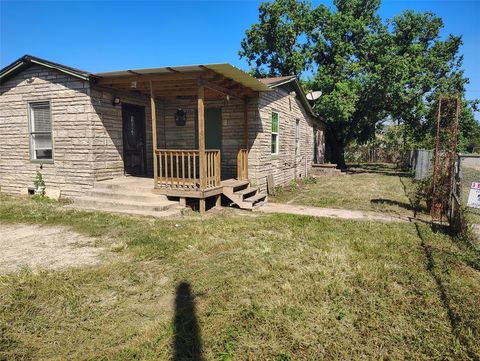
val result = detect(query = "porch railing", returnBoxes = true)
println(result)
[155,149,221,190]
[237,149,249,180]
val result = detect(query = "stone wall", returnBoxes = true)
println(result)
[158,97,248,180]
[248,87,325,191]
[89,85,154,180]
[0,65,94,198]
[88,89,248,181]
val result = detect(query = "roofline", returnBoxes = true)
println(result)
[265,76,324,122]
[0,55,92,83]
[1,55,271,93]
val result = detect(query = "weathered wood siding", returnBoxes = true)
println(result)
[248,87,325,191]
[0,65,94,197]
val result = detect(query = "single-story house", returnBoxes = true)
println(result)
[0,55,325,213]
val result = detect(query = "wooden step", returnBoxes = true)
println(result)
[244,192,267,204]
[221,179,250,189]
[234,187,257,197]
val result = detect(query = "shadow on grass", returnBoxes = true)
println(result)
[346,163,411,177]
[370,198,416,212]
[415,223,479,361]
[173,282,203,361]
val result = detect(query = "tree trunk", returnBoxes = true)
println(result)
[326,127,347,169]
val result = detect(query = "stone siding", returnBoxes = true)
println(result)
[157,97,248,180]
[0,65,94,198]
[89,86,154,180]
[1,65,324,198]
[248,87,325,191]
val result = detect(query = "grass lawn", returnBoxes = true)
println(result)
[1,195,480,360]
[271,163,425,217]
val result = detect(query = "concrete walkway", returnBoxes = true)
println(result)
[258,202,425,223]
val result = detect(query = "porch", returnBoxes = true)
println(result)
[94,64,267,213]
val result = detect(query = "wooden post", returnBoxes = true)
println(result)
[150,81,158,188]
[243,97,248,149]
[243,98,249,180]
[199,199,206,214]
[198,84,206,214]
[198,84,206,189]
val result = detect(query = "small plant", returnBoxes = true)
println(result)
[302,176,317,185]
[33,170,46,197]
[273,185,284,195]
[288,180,299,192]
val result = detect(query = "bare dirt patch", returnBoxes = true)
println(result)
[0,223,104,273]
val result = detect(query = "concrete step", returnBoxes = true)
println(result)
[71,204,185,218]
[93,182,157,193]
[74,196,179,213]
[85,189,169,203]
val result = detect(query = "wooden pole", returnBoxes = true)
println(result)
[243,98,249,179]
[198,84,206,214]
[243,97,248,149]
[150,81,158,188]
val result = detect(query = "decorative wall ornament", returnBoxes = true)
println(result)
[175,108,187,126]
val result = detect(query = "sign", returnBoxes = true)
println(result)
[467,182,480,209]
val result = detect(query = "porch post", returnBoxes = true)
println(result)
[198,84,207,213]
[150,81,158,188]
[243,97,248,149]
[243,97,249,179]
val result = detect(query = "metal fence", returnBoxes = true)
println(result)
[450,154,480,237]
[409,149,433,180]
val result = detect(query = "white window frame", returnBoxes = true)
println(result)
[295,119,300,157]
[271,111,279,155]
[28,101,54,162]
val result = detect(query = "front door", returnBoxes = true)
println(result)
[204,108,222,150]
[122,103,147,176]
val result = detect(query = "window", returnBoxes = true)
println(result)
[295,119,300,156]
[29,101,53,160]
[271,112,279,155]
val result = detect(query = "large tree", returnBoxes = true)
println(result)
[240,0,477,166]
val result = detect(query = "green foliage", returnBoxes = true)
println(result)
[33,171,46,197]
[239,0,314,77]
[240,0,480,165]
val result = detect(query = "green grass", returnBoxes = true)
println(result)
[1,195,479,360]
[271,163,426,217]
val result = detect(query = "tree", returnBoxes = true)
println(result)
[240,0,478,167]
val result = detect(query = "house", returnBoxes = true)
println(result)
[0,55,325,213]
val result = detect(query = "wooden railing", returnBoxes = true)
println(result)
[237,149,248,180]
[155,149,221,190]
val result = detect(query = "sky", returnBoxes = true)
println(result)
[1,0,479,118]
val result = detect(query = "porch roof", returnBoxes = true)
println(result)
[94,63,271,99]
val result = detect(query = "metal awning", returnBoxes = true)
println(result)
[94,63,271,93]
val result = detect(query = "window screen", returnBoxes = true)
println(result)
[29,102,53,160]
[271,112,279,155]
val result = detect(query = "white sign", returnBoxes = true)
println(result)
[467,182,480,209]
